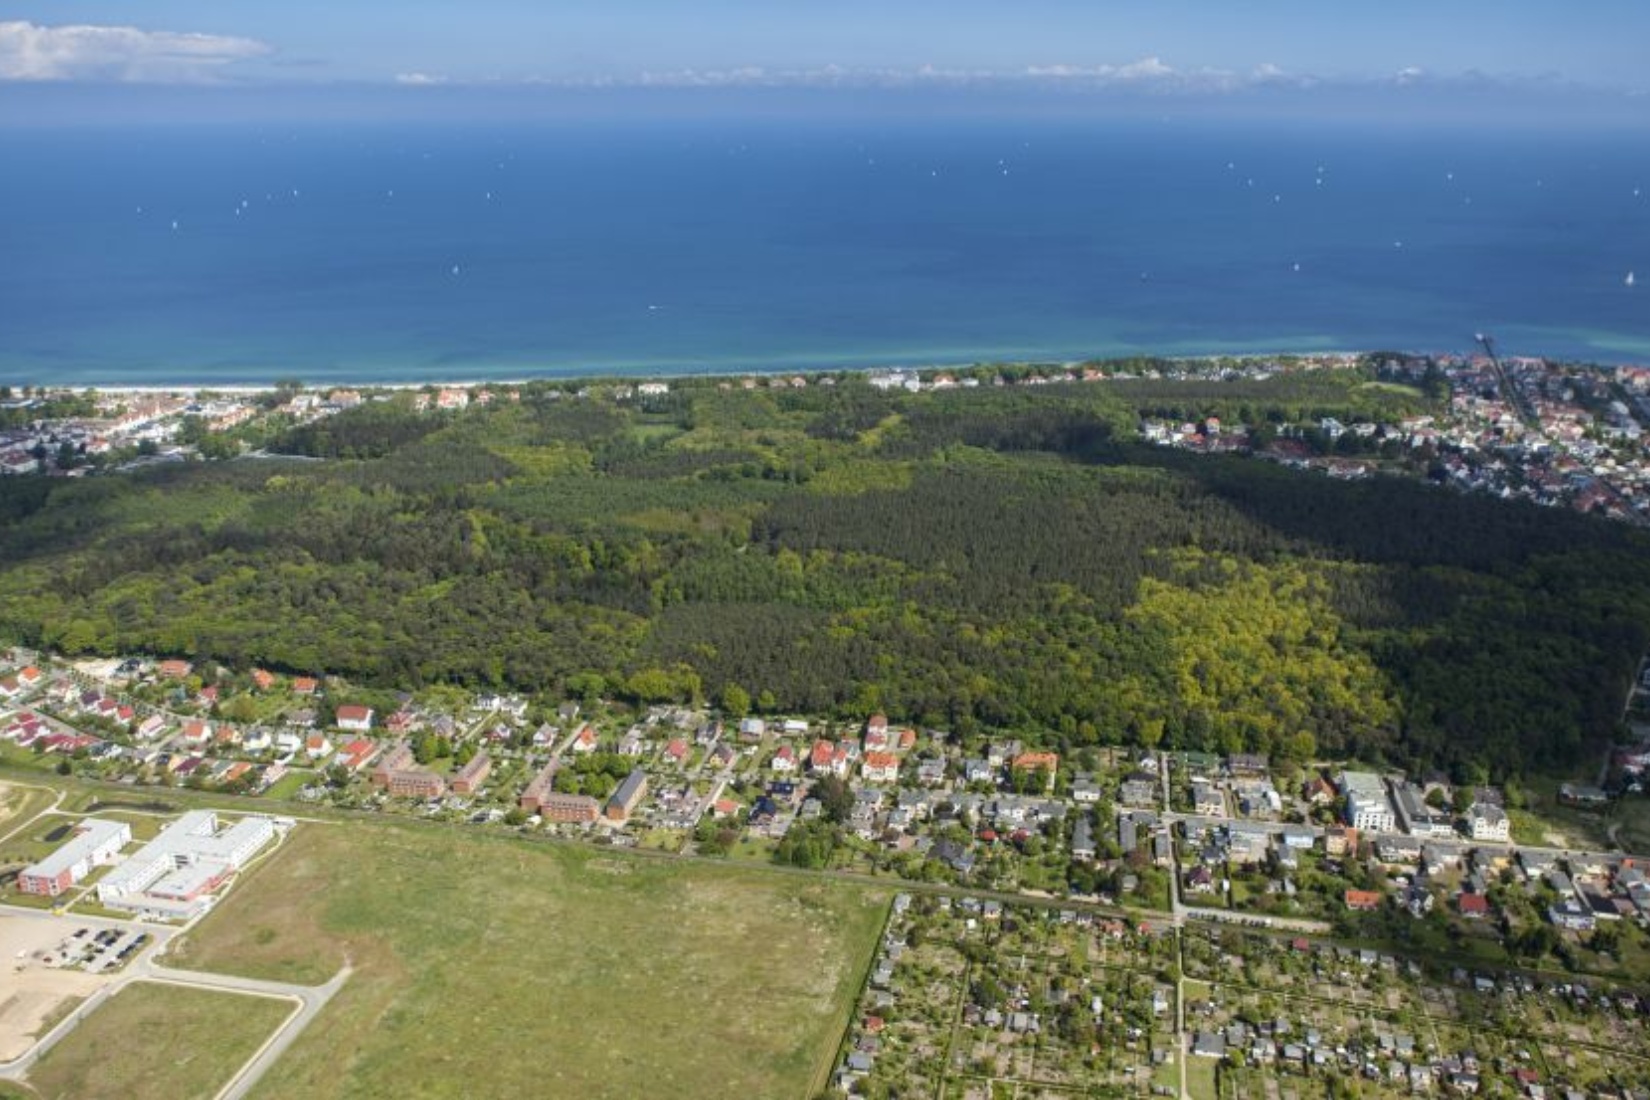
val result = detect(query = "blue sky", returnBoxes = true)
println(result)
[1,2,1645,124]
[2,1,1644,87]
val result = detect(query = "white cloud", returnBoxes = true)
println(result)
[552,57,1324,95]
[0,20,269,83]
[395,72,448,86]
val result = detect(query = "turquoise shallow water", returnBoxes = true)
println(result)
[1,116,1646,385]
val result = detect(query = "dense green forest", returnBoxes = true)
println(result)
[2,369,1647,781]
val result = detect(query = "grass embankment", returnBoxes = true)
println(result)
[170,820,889,1100]
[24,982,292,1100]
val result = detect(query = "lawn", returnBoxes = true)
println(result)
[167,820,890,1100]
[260,771,311,801]
[24,981,293,1100]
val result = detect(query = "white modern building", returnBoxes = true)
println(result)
[1340,771,1396,832]
[97,810,279,918]
[18,817,131,897]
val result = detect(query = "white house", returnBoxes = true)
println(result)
[1466,802,1509,842]
[335,705,374,732]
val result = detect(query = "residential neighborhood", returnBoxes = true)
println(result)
[8,643,1650,971]
[7,639,1650,1096]
[12,355,1650,535]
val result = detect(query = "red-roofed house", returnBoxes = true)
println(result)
[896,728,917,752]
[335,705,374,732]
[157,659,192,679]
[305,733,333,759]
[1012,751,1060,775]
[43,733,97,755]
[1302,776,1336,805]
[251,669,276,691]
[570,723,598,753]
[771,744,797,772]
[1012,751,1060,791]
[862,751,899,784]
[863,714,891,751]
[1457,893,1491,920]
[292,677,319,696]
[18,666,42,687]
[665,738,689,764]
[809,740,836,772]
[179,720,213,749]
[1344,889,1384,912]
[334,739,378,772]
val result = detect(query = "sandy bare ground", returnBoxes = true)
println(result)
[0,914,114,1062]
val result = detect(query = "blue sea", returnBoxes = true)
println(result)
[2,116,1647,386]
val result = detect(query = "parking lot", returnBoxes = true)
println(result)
[0,912,123,1062]
[37,925,151,975]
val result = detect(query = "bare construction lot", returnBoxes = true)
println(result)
[0,913,115,1063]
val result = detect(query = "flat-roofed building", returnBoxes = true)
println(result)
[1340,771,1396,832]
[18,818,131,897]
[97,811,278,918]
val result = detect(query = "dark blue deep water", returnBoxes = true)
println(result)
[2,117,1647,385]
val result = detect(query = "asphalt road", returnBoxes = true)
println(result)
[0,881,349,1098]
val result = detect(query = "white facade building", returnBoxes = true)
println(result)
[1467,802,1510,842]
[97,810,279,917]
[1340,771,1396,832]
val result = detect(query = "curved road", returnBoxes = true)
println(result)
[0,906,349,1099]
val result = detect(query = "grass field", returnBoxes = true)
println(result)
[0,783,53,842]
[23,982,293,1100]
[168,820,890,1100]
[1186,1055,1219,1100]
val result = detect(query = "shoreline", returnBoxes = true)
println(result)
[9,349,1385,397]
[10,346,1643,398]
